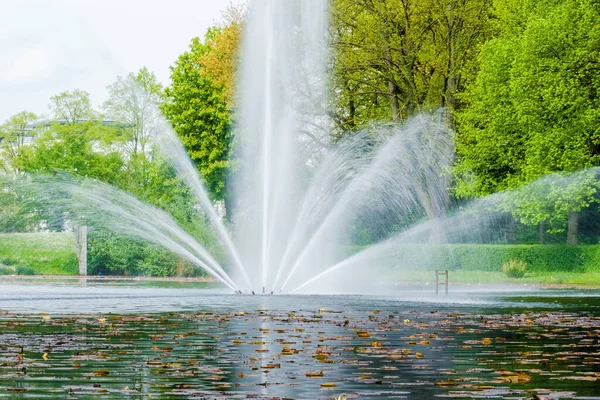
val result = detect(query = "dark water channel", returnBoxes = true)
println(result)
[0,282,599,399]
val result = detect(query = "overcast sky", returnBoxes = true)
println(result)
[0,0,233,121]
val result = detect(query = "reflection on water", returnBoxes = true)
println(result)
[0,282,599,399]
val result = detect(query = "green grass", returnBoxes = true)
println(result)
[370,244,600,286]
[0,232,78,275]
[393,268,600,286]
[521,270,600,286]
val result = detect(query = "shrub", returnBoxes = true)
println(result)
[382,244,598,273]
[16,266,36,275]
[502,259,528,278]
[87,230,208,277]
[0,257,17,266]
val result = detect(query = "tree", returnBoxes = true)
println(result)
[162,30,236,202]
[49,89,96,123]
[0,111,37,174]
[455,0,600,243]
[19,122,124,185]
[330,0,494,130]
[499,170,600,245]
[198,7,244,109]
[102,67,164,155]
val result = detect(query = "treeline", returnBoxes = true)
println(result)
[2,0,600,277]
[159,0,600,244]
[0,69,219,276]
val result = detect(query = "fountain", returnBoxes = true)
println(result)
[1,0,459,294]
[10,0,592,294]
[4,2,600,399]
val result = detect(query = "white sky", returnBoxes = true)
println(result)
[0,0,234,121]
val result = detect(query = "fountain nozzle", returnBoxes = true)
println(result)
[262,286,265,294]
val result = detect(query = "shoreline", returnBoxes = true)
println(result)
[0,275,220,283]
[0,275,598,291]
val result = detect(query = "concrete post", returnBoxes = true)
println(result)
[74,226,87,276]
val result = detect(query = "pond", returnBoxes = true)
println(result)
[0,281,599,399]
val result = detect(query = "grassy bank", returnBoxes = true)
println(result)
[382,244,600,286]
[396,269,600,286]
[0,232,77,275]
[2,234,600,285]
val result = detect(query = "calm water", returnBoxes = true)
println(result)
[0,281,599,399]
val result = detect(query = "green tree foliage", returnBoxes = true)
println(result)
[19,122,124,184]
[16,122,125,232]
[87,230,201,277]
[0,84,222,275]
[49,89,96,123]
[102,67,164,155]
[330,0,494,130]
[499,170,599,235]
[0,111,37,174]
[162,6,244,203]
[455,0,600,242]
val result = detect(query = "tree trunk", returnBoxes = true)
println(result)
[506,214,516,243]
[539,221,545,244]
[224,194,234,224]
[388,79,401,121]
[567,211,579,245]
[378,18,402,121]
[74,225,88,276]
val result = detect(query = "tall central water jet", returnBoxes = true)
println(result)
[233,0,331,291]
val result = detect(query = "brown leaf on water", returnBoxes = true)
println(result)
[435,380,456,387]
[262,363,280,369]
[147,361,163,366]
[561,376,597,381]
[92,370,110,377]
[305,370,324,377]
[281,347,297,355]
[496,371,532,384]
[357,331,370,338]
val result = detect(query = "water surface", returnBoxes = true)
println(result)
[0,282,599,399]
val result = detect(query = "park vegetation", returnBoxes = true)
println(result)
[1,0,600,276]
